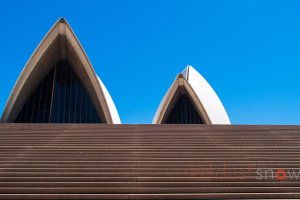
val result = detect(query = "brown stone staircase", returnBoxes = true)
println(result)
[0,124,299,199]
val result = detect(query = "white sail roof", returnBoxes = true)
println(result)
[153,65,230,124]
[1,18,121,124]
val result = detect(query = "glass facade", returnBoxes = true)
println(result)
[163,93,204,124]
[14,60,102,123]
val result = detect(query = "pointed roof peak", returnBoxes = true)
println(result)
[48,17,72,34]
[57,17,71,27]
[186,64,193,69]
[177,74,184,78]
[180,65,194,80]
[59,17,65,23]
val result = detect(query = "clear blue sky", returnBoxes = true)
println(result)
[0,0,300,124]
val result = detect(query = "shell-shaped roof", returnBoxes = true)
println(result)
[153,65,230,124]
[1,18,121,124]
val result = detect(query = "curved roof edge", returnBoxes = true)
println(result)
[97,77,121,124]
[1,17,121,124]
[153,65,231,124]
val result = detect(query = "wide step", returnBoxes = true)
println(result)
[0,124,299,199]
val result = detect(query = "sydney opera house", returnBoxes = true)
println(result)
[1,17,230,126]
[0,18,299,199]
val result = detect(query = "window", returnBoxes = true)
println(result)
[14,60,102,123]
[163,93,203,124]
